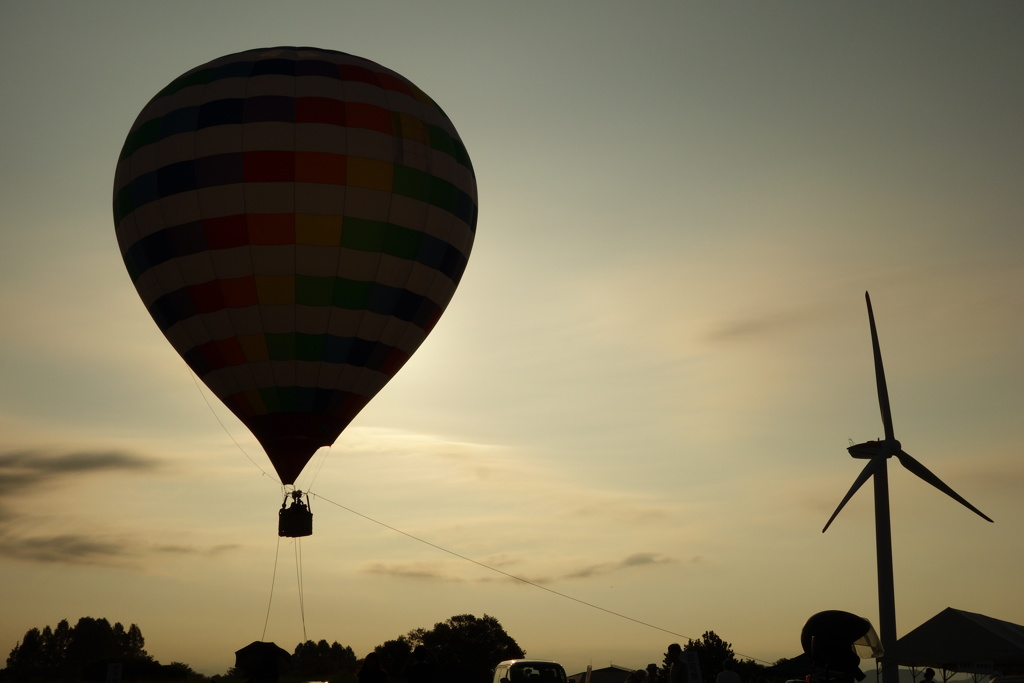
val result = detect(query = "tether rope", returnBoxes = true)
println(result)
[263,535,282,641]
[312,491,773,665]
[193,375,771,665]
[295,538,307,642]
[311,492,692,639]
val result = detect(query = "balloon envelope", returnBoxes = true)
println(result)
[113,47,476,484]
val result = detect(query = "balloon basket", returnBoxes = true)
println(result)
[278,491,313,538]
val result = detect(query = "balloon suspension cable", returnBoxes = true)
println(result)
[263,535,282,641]
[295,538,307,642]
[301,445,333,497]
[188,369,280,484]
[308,491,773,666]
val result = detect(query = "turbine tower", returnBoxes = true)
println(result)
[823,292,993,683]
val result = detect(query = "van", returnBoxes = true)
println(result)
[493,660,568,683]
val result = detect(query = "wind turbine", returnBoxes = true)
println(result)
[822,292,993,683]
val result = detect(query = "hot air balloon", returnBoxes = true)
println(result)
[113,47,476,527]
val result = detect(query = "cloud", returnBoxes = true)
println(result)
[152,544,239,556]
[0,449,160,496]
[361,552,678,587]
[703,302,835,345]
[364,561,465,582]
[0,532,130,564]
[0,529,242,568]
[0,448,236,568]
[565,499,676,526]
[562,552,675,580]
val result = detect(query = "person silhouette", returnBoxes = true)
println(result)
[667,644,686,683]
[715,659,741,683]
[405,645,434,683]
[358,652,390,683]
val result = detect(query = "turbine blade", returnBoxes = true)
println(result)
[822,457,883,533]
[895,450,994,523]
[865,292,895,441]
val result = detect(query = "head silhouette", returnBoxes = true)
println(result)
[801,611,873,681]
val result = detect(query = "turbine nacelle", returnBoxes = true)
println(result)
[847,438,901,459]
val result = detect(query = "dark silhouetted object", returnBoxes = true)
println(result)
[821,293,993,683]
[418,614,523,683]
[113,47,477,491]
[801,611,882,682]
[235,641,291,683]
[358,652,391,683]
[685,630,735,683]
[716,659,742,683]
[885,607,1024,673]
[666,644,686,683]
[291,638,358,681]
[278,490,313,537]
[406,645,436,683]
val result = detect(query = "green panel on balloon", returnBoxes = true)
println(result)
[296,275,335,307]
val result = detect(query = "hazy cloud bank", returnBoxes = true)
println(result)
[363,551,677,586]
[563,552,674,579]
[0,449,160,496]
[0,448,236,567]
[0,527,239,568]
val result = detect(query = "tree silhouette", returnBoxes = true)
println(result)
[403,614,524,683]
[47,621,72,668]
[292,639,357,682]
[6,627,45,677]
[4,612,523,683]
[372,638,413,680]
[685,631,735,683]
[4,617,152,682]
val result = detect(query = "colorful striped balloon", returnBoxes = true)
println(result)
[113,47,476,485]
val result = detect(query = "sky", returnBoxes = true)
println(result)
[2,1,1023,677]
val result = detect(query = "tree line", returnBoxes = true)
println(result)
[4,614,786,683]
[1,616,198,682]
[2,613,523,683]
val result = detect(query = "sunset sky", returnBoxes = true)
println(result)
[2,2,1023,677]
